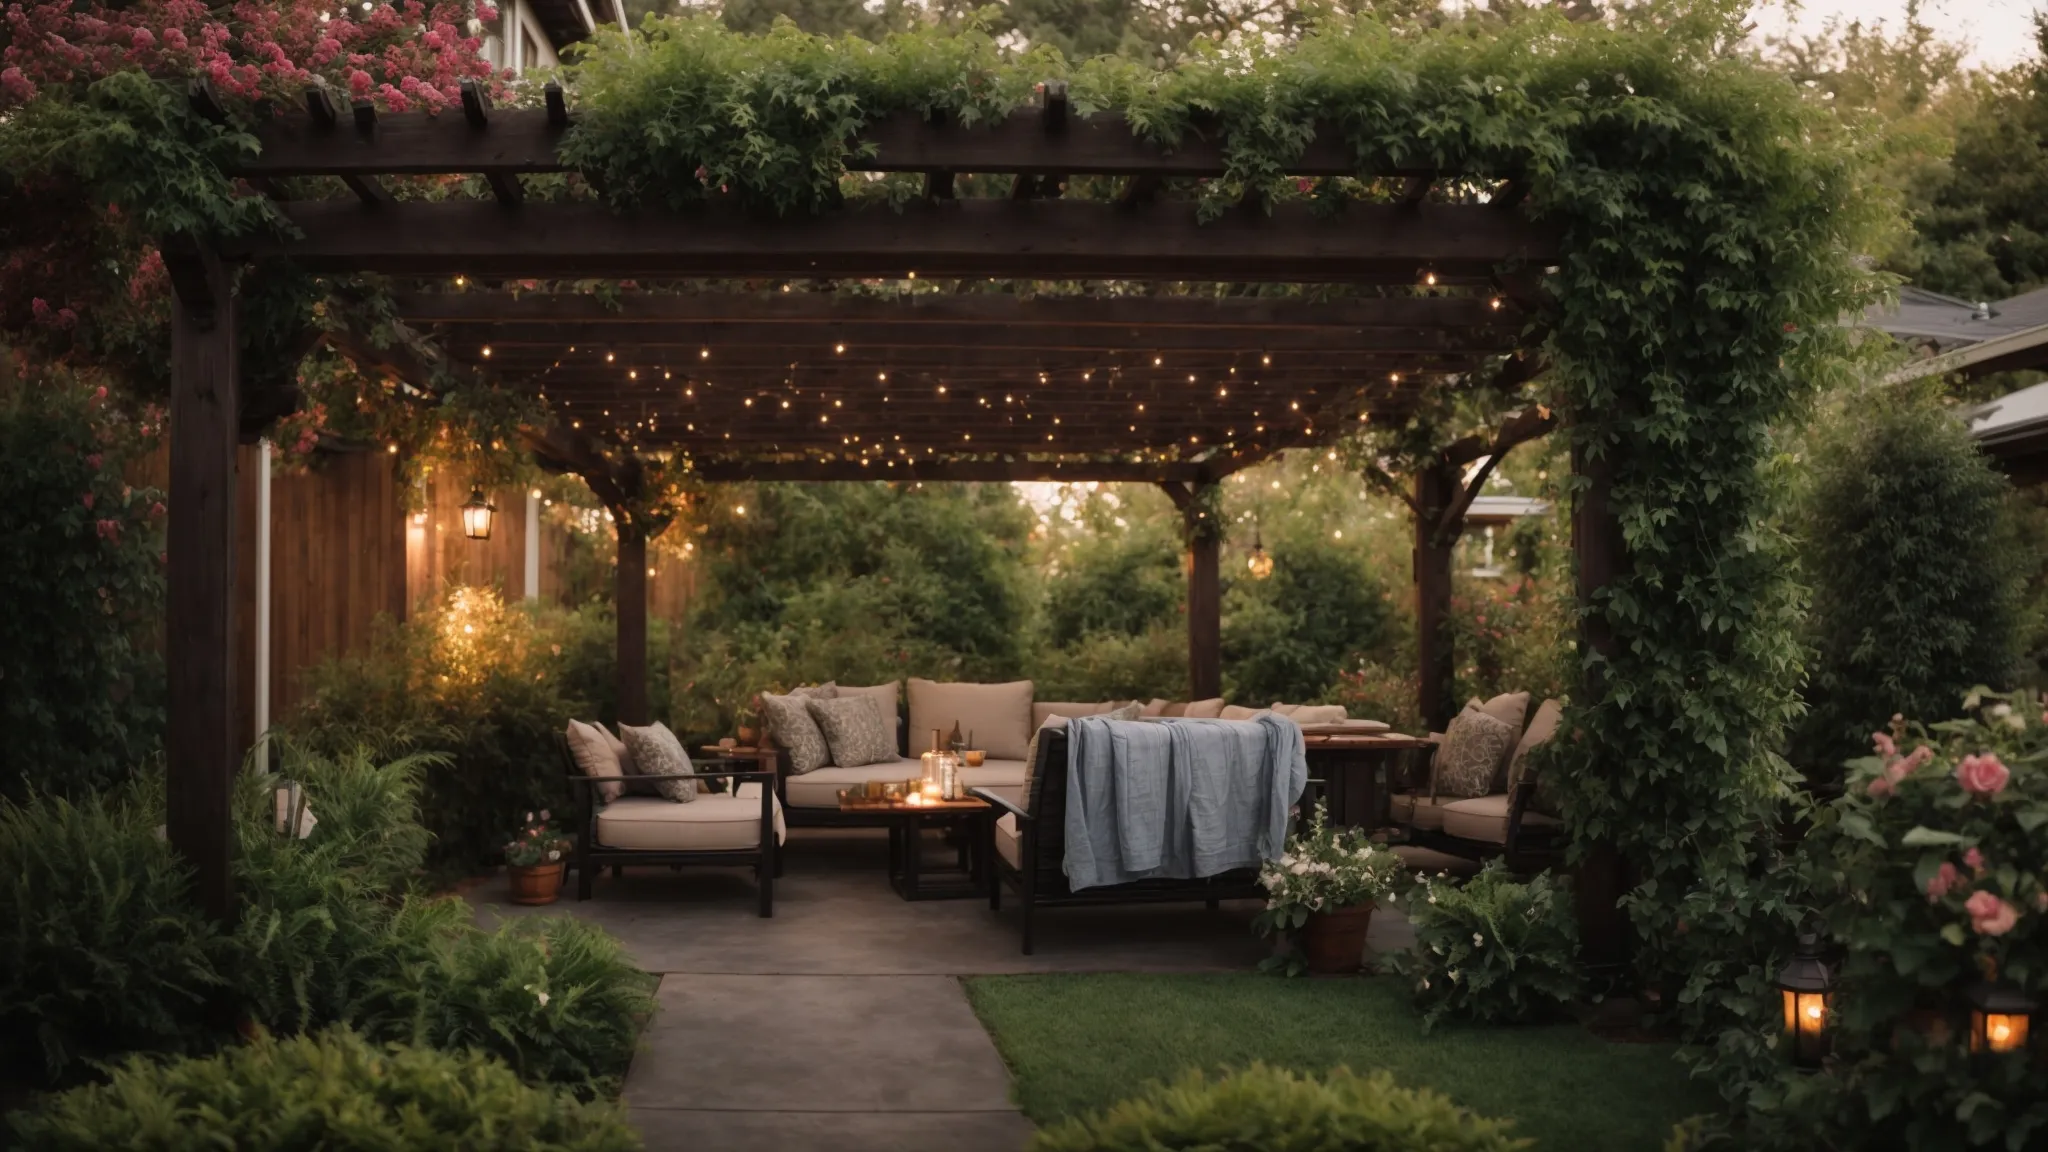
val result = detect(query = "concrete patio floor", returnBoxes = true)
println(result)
[471,828,1416,1151]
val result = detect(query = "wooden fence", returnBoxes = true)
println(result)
[141,443,695,742]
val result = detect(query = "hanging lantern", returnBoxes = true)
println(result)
[460,488,496,540]
[1969,980,2036,1056]
[1247,534,1274,581]
[1777,932,1833,1069]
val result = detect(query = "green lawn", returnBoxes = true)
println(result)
[962,973,1718,1151]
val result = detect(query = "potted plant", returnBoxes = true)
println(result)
[737,695,761,747]
[1255,803,1406,974]
[504,809,572,905]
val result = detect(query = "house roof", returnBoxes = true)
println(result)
[1868,285,2048,382]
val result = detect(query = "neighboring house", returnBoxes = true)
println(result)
[1865,286,2048,485]
[482,0,629,76]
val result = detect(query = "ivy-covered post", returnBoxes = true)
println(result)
[163,237,241,926]
[1571,433,1630,974]
[1162,480,1224,700]
[1413,460,1460,733]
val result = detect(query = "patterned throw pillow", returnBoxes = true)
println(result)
[1431,706,1517,800]
[619,722,697,803]
[760,692,833,775]
[806,696,896,768]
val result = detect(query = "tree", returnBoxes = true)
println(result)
[1222,532,1393,705]
[1791,380,2029,784]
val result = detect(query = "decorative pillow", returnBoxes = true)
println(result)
[807,696,896,768]
[1505,698,1564,793]
[1469,691,1531,787]
[1219,704,1262,720]
[907,678,1034,761]
[760,692,833,775]
[1023,701,1139,811]
[619,722,697,803]
[1160,702,1189,717]
[1431,705,1518,800]
[1182,698,1226,719]
[1141,699,1171,717]
[565,719,626,804]
[1032,700,1120,728]
[791,682,838,700]
[1273,703,1349,725]
[838,681,903,750]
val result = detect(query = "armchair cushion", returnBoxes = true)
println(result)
[1181,697,1226,719]
[994,812,1023,870]
[807,695,897,768]
[1388,791,1451,831]
[595,785,785,851]
[1022,703,1137,811]
[1506,698,1564,793]
[619,722,697,803]
[783,759,924,808]
[1439,793,1561,845]
[564,720,627,804]
[908,678,1034,761]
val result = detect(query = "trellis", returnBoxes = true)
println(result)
[163,79,1558,922]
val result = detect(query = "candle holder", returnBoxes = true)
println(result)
[1776,931,1833,1070]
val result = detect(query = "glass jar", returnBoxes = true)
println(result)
[920,729,957,800]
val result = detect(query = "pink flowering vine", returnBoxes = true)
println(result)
[1926,861,1962,902]
[1956,752,2010,797]
[1965,890,2020,937]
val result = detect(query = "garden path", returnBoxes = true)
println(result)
[472,828,1417,1151]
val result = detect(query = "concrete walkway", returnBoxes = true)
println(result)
[473,828,1415,1150]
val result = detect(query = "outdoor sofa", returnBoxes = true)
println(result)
[1386,692,1565,871]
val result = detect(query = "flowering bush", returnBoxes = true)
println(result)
[1390,861,1581,1031]
[504,809,571,869]
[1731,691,2048,1149]
[1253,804,1406,971]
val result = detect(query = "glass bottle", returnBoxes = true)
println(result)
[920,729,950,799]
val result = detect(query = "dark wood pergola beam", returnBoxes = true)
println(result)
[250,200,1559,282]
[689,458,1252,483]
[447,336,1509,363]
[235,107,1485,182]
[394,291,1521,330]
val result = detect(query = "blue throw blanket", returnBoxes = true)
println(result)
[1060,714,1307,891]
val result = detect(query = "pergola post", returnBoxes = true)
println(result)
[1572,434,1630,974]
[1162,480,1223,701]
[164,240,241,925]
[1413,461,1459,733]
[615,520,649,726]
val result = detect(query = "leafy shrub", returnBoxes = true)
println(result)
[1025,622,1189,704]
[1029,1063,1526,1152]
[353,916,656,1100]
[1041,532,1182,647]
[1392,862,1581,1031]
[6,1028,641,1151]
[1447,574,1571,707]
[1791,381,2027,785]
[288,588,595,871]
[1331,660,1423,734]
[1729,692,2048,1150]
[0,354,165,798]
[1223,536,1393,705]
[0,784,225,1085]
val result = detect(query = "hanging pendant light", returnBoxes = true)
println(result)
[1247,532,1274,580]
[460,488,497,541]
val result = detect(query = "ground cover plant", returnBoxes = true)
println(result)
[964,973,1716,1150]
[7,1028,641,1151]
[1393,862,1582,1030]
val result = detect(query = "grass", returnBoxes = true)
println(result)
[962,973,1718,1151]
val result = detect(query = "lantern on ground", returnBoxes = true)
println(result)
[1777,932,1833,1069]
[460,488,496,540]
[1247,534,1274,581]
[1969,980,2036,1056]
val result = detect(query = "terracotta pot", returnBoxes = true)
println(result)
[508,862,565,905]
[1301,902,1375,974]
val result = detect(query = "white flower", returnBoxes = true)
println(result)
[525,811,535,822]
[1473,933,1485,947]
[524,983,550,1007]
[1420,978,1431,990]
[1991,702,2013,719]
[1448,968,1460,982]
[547,849,561,861]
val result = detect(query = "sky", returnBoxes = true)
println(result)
[1749,0,2042,70]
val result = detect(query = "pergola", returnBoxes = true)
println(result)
[163,80,1558,920]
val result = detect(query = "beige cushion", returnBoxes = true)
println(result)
[1033,700,1119,729]
[1506,698,1563,792]
[807,695,896,768]
[994,812,1022,870]
[565,720,626,804]
[594,786,786,851]
[1440,793,1561,845]
[1022,703,1137,809]
[839,681,902,748]
[619,722,697,803]
[908,678,1034,761]
[1182,697,1225,719]
[1433,705,1517,799]
[960,760,1028,793]
[1389,791,1452,831]
[1142,698,1171,717]
[1160,702,1188,717]
[783,759,925,808]
[1473,691,1531,734]
[1219,704,1262,721]
[1274,703,1347,725]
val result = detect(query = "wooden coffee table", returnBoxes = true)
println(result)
[839,796,991,901]
[1302,732,1433,829]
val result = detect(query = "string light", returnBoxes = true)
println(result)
[1490,297,1504,310]
[605,352,615,363]
[1261,355,1272,366]
[481,345,492,358]
[835,343,846,354]
[1153,356,1163,366]
[700,349,710,359]
[1423,271,1438,286]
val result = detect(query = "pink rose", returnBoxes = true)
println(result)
[1957,753,2011,796]
[1965,847,1987,874]
[1927,861,1963,902]
[1866,776,1894,798]
[1872,731,1898,760]
[1966,890,2020,937]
